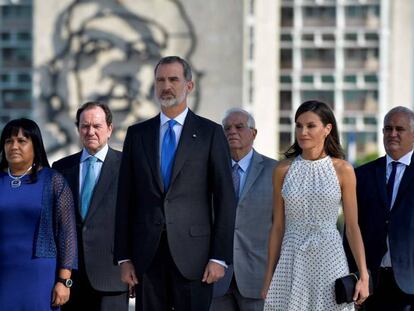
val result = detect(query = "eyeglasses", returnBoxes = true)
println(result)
[223,124,254,132]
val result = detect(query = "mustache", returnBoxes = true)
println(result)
[161,91,175,97]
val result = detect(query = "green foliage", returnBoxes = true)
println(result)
[354,151,379,167]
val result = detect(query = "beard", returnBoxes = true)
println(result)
[154,88,187,108]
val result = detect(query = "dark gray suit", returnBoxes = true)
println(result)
[53,147,128,311]
[211,150,277,310]
[115,110,237,310]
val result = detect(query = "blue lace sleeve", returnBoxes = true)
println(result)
[51,171,78,270]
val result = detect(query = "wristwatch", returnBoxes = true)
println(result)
[57,277,73,288]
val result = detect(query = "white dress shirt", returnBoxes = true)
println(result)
[381,150,413,267]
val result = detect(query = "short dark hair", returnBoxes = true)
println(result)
[75,101,113,128]
[0,118,50,183]
[285,100,345,159]
[154,56,192,81]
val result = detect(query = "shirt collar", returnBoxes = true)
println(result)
[160,107,189,127]
[386,150,413,167]
[232,149,254,173]
[80,144,109,163]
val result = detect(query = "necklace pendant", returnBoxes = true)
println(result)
[11,179,21,188]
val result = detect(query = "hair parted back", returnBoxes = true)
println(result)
[222,107,256,129]
[0,118,50,183]
[284,100,345,159]
[75,101,113,128]
[154,56,192,81]
[384,106,414,132]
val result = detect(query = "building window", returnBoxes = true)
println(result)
[344,75,357,83]
[279,117,291,125]
[280,49,292,69]
[249,26,254,60]
[17,73,31,83]
[281,7,293,27]
[248,70,254,103]
[281,33,293,42]
[365,74,378,83]
[301,91,334,109]
[302,48,335,69]
[1,33,11,41]
[17,32,31,41]
[249,0,255,15]
[321,75,335,83]
[344,90,378,112]
[280,75,292,84]
[303,6,336,27]
[280,91,292,110]
[279,132,292,154]
[301,75,314,83]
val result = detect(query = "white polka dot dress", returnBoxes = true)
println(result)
[264,156,354,311]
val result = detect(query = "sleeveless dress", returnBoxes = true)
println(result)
[0,170,59,311]
[264,156,354,311]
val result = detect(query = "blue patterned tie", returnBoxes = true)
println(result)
[387,161,399,209]
[232,163,241,202]
[81,156,97,220]
[161,119,177,192]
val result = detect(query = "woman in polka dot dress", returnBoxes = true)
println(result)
[261,101,370,311]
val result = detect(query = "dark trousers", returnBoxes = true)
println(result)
[364,268,414,311]
[62,268,129,311]
[210,277,264,311]
[135,232,213,311]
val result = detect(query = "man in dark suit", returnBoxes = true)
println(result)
[53,102,128,311]
[114,56,237,311]
[346,106,414,310]
[211,108,277,311]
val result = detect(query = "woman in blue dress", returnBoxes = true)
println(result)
[0,118,77,310]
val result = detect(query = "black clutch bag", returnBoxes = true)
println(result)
[335,271,373,304]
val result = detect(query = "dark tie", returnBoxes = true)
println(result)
[387,161,399,209]
[81,156,97,220]
[232,163,241,202]
[161,119,177,191]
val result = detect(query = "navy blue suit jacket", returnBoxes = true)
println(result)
[345,154,414,294]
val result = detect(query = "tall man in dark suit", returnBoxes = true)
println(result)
[211,108,277,311]
[114,56,237,311]
[346,106,414,310]
[53,102,128,311]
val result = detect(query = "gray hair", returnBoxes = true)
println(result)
[384,106,414,132]
[222,108,256,129]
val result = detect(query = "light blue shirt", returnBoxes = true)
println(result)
[79,144,109,195]
[231,149,254,198]
[382,150,413,267]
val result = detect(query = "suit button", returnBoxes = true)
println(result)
[385,220,389,224]
[83,226,87,232]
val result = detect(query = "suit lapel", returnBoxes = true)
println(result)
[85,148,116,221]
[169,110,198,191]
[239,150,263,203]
[142,115,164,192]
[374,156,388,211]
[63,153,81,216]
[392,153,414,211]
